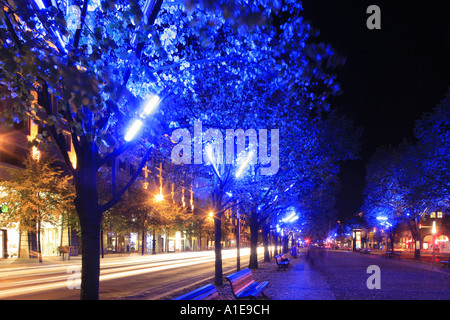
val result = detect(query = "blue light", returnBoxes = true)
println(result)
[235,150,254,178]
[142,95,161,116]
[282,211,299,223]
[124,119,143,142]
[34,0,45,9]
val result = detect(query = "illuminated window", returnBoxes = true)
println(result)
[430,212,436,218]
[437,211,443,218]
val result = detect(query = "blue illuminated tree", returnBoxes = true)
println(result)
[361,143,424,251]
[362,91,450,256]
[0,0,166,299]
[0,0,356,299]
[413,91,450,212]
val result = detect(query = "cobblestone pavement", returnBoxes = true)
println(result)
[310,250,450,300]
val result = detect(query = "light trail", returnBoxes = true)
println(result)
[0,247,263,299]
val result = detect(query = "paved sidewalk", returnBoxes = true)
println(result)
[263,257,336,300]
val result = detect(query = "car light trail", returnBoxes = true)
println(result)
[0,248,262,299]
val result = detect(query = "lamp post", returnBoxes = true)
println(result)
[279,211,299,254]
[236,207,241,271]
[123,95,161,255]
[124,95,161,141]
[205,145,252,282]
[432,220,437,265]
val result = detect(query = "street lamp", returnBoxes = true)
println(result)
[155,193,164,202]
[205,144,221,179]
[124,95,161,142]
[124,119,143,142]
[235,150,254,178]
[432,220,437,265]
[282,211,299,223]
[142,95,161,116]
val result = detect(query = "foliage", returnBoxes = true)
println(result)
[0,0,358,296]
[0,152,75,231]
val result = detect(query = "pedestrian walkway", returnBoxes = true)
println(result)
[247,253,335,300]
[266,258,335,300]
[247,248,450,300]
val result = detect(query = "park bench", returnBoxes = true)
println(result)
[173,284,219,300]
[440,257,450,268]
[58,246,74,261]
[280,253,291,262]
[275,254,289,270]
[382,251,401,258]
[225,268,268,300]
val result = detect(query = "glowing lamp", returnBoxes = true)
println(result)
[235,150,254,178]
[142,95,161,115]
[205,144,221,178]
[282,211,299,223]
[124,119,143,142]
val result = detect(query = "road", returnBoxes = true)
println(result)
[0,248,261,300]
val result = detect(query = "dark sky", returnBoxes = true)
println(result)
[301,0,450,220]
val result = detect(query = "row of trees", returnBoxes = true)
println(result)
[361,91,450,257]
[0,0,359,299]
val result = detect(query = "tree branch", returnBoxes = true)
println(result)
[40,83,79,179]
[99,146,153,214]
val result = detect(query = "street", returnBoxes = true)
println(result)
[0,248,260,300]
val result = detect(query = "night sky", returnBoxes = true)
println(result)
[301,0,450,220]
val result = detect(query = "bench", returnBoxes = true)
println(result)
[58,246,74,261]
[173,284,219,300]
[278,253,291,263]
[225,268,268,300]
[440,257,450,268]
[275,254,289,270]
[382,251,401,258]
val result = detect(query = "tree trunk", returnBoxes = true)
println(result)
[214,213,223,285]
[282,233,289,253]
[262,223,270,262]
[37,219,42,263]
[141,229,145,255]
[100,226,104,258]
[249,210,259,269]
[74,151,102,300]
[152,229,156,254]
[79,213,101,300]
[274,234,279,256]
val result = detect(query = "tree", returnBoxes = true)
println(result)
[0,0,166,299]
[361,144,421,251]
[0,152,75,261]
[0,0,353,298]
[361,91,450,257]
[413,91,450,212]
